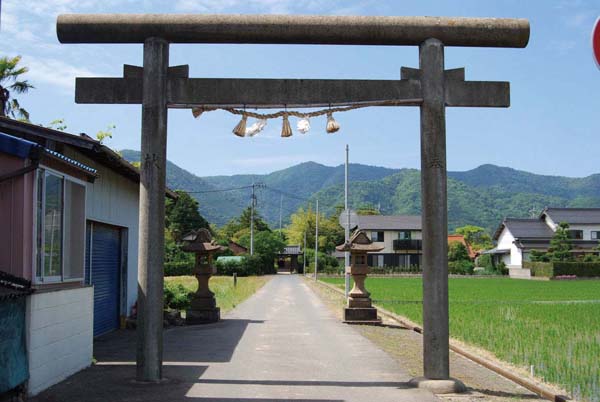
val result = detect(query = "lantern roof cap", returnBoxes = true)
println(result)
[336,230,384,252]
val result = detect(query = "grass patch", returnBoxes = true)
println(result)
[165,275,271,313]
[322,277,600,402]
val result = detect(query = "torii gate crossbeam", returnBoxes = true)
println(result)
[56,14,529,393]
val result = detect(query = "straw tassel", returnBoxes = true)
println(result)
[326,112,340,133]
[233,114,247,137]
[281,114,292,138]
[192,106,216,118]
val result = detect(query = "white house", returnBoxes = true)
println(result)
[0,117,174,396]
[484,207,600,278]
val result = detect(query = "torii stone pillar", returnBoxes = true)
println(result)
[136,37,169,381]
[56,14,529,389]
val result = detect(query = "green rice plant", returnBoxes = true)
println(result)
[321,277,600,402]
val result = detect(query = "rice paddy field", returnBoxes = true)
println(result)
[321,277,600,402]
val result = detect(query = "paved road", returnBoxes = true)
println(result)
[32,275,437,402]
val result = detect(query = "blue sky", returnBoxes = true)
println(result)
[1,0,599,177]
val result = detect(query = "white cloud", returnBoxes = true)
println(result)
[20,54,102,92]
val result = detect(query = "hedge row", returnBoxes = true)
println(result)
[216,255,277,276]
[165,261,194,276]
[554,262,600,277]
[524,261,600,278]
[524,261,554,278]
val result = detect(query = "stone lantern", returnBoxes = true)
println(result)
[336,230,384,324]
[181,228,221,324]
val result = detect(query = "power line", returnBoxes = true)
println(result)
[184,184,257,194]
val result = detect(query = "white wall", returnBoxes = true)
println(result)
[26,287,93,396]
[565,224,600,240]
[496,227,522,267]
[64,149,140,316]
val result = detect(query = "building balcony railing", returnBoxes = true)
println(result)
[393,239,422,250]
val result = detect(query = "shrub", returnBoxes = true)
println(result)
[215,254,277,276]
[303,249,342,274]
[216,258,247,276]
[524,261,554,277]
[164,282,193,310]
[165,261,194,276]
[448,260,474,275]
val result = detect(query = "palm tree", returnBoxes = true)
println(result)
[0,56,34,120]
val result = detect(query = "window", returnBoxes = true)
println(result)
[592,231,600,240]
[398,231,412,240]
[567,230,583,240]
[371,231,384,242]
[36,169,86,283]
[376,255,384,267]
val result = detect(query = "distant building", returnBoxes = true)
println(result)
[447,234,476,260]
[356,215,422,268]
[483,207,600,277]
[228,241,248,256]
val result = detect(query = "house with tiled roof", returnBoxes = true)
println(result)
[0,117,175,396]
[483,207,600,277]
[355,215,423,268]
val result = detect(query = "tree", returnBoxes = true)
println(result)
[284,206,343,253]
[448,242,470,262]
[218,207,270,242]
[239,230,285,260]
[546,222,573,262]
[96,124,116,144]
[454,225,492,251]
[165,190,211,242]
[0,56,33,120]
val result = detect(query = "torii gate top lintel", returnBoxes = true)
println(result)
[57,14,529,48]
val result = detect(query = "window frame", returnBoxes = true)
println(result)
[370,231,384,242]
[567,229,583,240]
[398,230,412,240]
[33,166,87,284]
[592,231,600,240]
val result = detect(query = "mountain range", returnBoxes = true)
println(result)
[120,150,600,233]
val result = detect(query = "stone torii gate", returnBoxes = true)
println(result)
[56,14,529,390]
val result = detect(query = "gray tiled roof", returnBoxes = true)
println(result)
[357,215,421,230]
[542,207,600,225]
[499,218,554,239]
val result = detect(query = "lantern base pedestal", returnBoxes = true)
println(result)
[186,307,220,325]
[343,307,381,325]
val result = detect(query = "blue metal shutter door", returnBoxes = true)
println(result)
[88,222,121,337]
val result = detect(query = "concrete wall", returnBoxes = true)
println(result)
[63,148,140,316]
[0,154,34,280]
[26,287,93,396]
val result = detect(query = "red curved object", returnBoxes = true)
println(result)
[593,17,600,70]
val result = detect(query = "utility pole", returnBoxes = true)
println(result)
[250,183,256,255]
[303,230,307,275]
[344,144,350,297]
[315,199,319,281]
[279,194,283,238]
